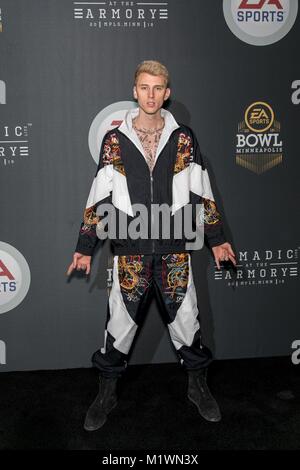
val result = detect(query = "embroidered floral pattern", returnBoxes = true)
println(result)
[118,255,152,302]
[161,253,189,304]
[79,206,105,238]
[102,132,126,176]
[174,132,193,174]
[202,199,222,225]
[83,206,99,225]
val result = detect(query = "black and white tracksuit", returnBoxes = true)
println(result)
[74,107,226,378]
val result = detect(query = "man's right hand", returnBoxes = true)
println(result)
[66,252,92,276]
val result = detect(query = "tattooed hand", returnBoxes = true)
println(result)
[212,242,236,270]
[66,253,92,276]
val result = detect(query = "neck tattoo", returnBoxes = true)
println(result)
[132,116,165,134]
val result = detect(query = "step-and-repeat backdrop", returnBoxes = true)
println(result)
[1,0,299,371]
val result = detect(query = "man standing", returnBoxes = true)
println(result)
[67,60,236,431]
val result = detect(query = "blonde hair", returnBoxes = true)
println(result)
[134,60,170,88]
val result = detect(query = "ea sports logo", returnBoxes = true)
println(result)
[244,101,274,132]
[88,101,138,165]
[0,242,31,315]
[223,0,298,45]
[235,100,283,174]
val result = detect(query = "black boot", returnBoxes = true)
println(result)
[187,368,221,422]
[84,374,118,431]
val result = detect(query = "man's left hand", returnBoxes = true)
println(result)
[212,242,237,270]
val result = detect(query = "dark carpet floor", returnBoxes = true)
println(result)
[0,356,299,450]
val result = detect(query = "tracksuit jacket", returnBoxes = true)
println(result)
[74,107,226,257]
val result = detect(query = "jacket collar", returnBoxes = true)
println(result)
[117,107,180,166]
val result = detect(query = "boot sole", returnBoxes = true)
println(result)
[188,394,222,423]
[83,401,118,431]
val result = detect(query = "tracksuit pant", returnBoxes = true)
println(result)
[92,252,213,378]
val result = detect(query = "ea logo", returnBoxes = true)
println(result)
[244,101,274,133]
[239,0,283,7]
[223,0,298,45]
[88,101,138,165]
[0,242,31,315]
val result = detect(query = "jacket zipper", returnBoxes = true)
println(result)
[118,130,180,253]
[150,171,155,253]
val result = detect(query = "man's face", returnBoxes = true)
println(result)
[133,72,171,115]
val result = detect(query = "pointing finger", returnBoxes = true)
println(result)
[228,254,237,266]
[66,263,74,276]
